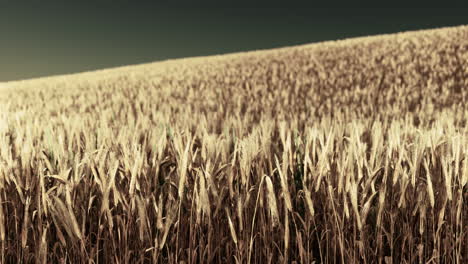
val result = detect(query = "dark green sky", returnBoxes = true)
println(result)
[1,2,467,82]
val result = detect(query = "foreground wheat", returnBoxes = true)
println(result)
[0,25,467,263]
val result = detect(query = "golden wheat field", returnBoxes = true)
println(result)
[0,25,467,263]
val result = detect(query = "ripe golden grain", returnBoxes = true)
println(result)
[264,175,279,226]
[0,25,466,263]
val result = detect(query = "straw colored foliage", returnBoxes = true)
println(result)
[0,26,467,263]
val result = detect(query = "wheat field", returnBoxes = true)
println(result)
[0,25,467,263]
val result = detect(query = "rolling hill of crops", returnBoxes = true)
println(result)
[0,25,467,263]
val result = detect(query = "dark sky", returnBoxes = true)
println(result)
[1,2,467,82]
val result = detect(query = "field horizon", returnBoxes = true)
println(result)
[2,24,466,85]
[0,25,466,263]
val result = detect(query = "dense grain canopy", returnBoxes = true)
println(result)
[0,25,467,263]
[3,25,467,126]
